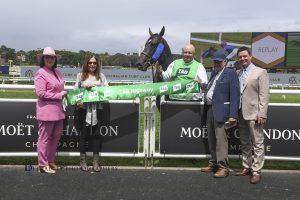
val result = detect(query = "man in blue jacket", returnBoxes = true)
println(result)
[201,50,240,178]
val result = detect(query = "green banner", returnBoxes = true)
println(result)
[66,80,200,106]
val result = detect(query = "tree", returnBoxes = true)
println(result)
[0,44,143,68]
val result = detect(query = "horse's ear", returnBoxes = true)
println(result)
[159,26,165,37]
[149,28,154,36]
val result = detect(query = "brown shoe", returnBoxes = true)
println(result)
[214,168,229,178]
[201,166,215,173]
[250,175,261,184]
[235,168,251,176]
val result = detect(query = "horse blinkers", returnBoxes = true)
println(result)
[136,38,164,71]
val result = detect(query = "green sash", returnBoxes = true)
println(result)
[65,79,200,106]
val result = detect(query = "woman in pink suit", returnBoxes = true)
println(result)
[34,47,67,174]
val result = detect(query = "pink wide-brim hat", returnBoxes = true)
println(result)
[37,47,61,60]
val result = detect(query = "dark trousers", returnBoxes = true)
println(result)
[75,108,102,154]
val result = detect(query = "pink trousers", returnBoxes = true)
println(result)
[37,120,63,167]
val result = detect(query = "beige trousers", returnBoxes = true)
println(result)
[238,114,265,173]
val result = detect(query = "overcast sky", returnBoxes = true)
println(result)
[1,0,299,54]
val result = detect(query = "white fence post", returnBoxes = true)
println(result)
[143,97,150,167]
[149,96,156,168]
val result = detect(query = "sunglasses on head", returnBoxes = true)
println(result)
[44,55,55,59]
[88,62,97,65]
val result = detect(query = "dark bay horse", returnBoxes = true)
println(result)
[136,26,173,75]
[136,26,173,110]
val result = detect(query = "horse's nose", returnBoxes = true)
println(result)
[136,62,143,69]
[141,66,147,71]
[135,62,146,71]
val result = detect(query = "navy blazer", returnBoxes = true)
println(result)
[205,67,240,123]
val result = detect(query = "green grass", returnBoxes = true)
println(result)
[270,94,300,103]
[286,38,300,67]
[1,90,300,169]
[191,32,252,45]
[0,89,36,98]
[191,32,220,41]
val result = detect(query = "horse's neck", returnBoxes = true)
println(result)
[159,57,172,71]
[159,49,173,71]
[153,51,172,82]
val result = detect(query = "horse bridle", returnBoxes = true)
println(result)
[141,50,158,82]
[141,51,152,67]
[142,38,159,64]
[141,38,164,82]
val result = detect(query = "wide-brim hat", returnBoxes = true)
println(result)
[37,46,61,61]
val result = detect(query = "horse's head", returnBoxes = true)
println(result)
[136,26,172,71]
[201,46,217,59]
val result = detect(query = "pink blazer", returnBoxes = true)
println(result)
[34,67,65,121]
